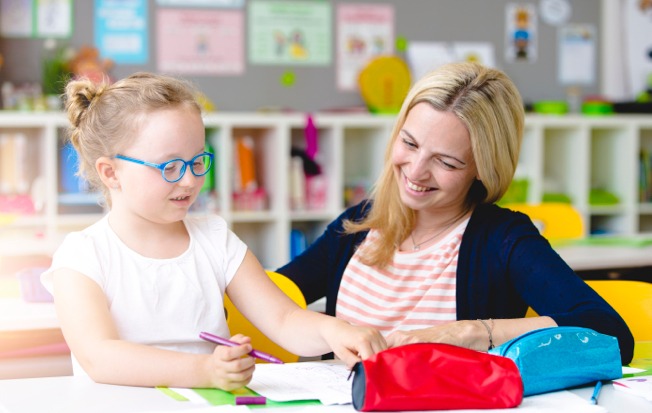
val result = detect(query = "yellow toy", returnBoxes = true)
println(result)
[358,55,411,114]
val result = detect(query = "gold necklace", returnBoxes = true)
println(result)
[410,218,459,251]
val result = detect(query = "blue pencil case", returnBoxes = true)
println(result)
[489,326,622,396]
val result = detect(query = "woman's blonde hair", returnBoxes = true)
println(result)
[346,61,524,267]
[64,72,201,207]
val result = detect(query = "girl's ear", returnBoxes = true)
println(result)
[96,156,120,189]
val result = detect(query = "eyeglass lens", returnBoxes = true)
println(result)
[163,154,212,182]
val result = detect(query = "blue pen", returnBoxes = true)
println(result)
[590,380,603,405]
[199,331,284,364]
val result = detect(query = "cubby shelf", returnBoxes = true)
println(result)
[1,112,652,268]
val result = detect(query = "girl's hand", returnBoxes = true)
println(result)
[324,321,387,368]
[205,334,256,391]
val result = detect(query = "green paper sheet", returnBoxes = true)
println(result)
[158,386,321,409]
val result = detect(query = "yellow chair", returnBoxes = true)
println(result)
[504,202,584,241]
[224,270,306,363]
[526,280,652,342]
[584,280,652,342]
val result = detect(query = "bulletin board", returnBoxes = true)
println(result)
[0,0,602,112]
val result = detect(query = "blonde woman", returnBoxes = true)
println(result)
[278,62,634,364]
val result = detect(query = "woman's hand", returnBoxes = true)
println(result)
[386,317,558,352]
[323,320,388,368]
[386,320,488,351]
[205,334,257,391]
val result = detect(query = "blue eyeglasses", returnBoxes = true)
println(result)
[115,152,214,183]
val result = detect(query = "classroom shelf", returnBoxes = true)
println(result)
[2,112,652,267]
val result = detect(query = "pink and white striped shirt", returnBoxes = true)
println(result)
[336,219,468,334]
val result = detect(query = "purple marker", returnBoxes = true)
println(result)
[235,396,267,405]
[199,331,284,364]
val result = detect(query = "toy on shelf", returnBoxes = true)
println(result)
[289,115,327,211]
[589,188,619,206]
[1,44,115,111]
[358,55,411,114]
[635,72,652,103]
[68,45,114,84]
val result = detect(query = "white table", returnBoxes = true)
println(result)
[0,298,58,331]
[556,244,652,272]
[0,374,650,413]
[0,298,71,379]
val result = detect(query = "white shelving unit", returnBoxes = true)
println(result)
[520,115,652,236]
[2,112,652,268]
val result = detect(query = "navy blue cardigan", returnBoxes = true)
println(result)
[277,201,634,364]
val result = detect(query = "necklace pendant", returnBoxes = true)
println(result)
[413,245,420,251]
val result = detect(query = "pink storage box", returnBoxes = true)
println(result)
[16,267,53,302]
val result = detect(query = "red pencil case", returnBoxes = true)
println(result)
[351,343,523,411]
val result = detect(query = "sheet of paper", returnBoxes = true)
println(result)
[169,387,210,404]
[613,375,652,401]
[623,366,646,374]
[156,8,244,75]
[558,24,596,85]
[247,361,352,405]
[137,406,248,413]
[227,390,607,413]
[335,3,394,90]
[406,41,452,83]
[249,1,332,66]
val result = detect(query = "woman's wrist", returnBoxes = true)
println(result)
[477,318,495,351]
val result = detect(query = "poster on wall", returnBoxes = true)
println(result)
[0,0,32,37]
[157,9,244,75]
[406,42,452,83]
[0,0,71,38]
[505,3,537,63]
[624,0,652,98]
[558,24,596,85]
[406,42,495,83]
[248,0,331,66]
[36,0,72,38]
[94,0,148,65]
[336,3,394,91]
[451,43,496,68]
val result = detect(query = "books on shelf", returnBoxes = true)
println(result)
[233,136,267,211]
[0,133,38,215]
[0,133,29,195]
[640,148,652,203]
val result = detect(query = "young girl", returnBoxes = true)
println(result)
[42,72,387,390]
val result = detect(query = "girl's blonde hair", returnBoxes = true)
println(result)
[346,62,524,268]
[64,72,201,207]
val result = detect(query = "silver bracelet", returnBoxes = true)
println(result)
[478,318,495,350]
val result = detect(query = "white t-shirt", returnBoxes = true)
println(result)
[42,214,247,375]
